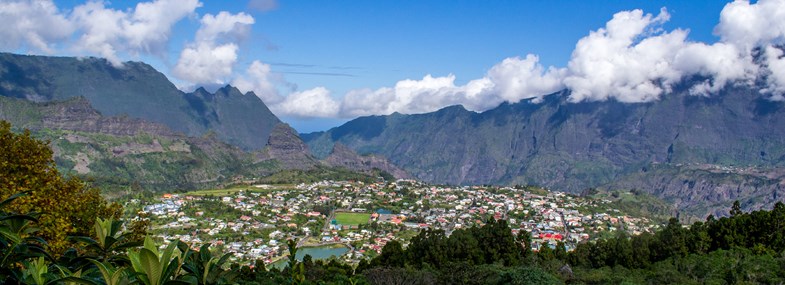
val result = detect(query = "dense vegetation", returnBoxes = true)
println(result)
[3,120,785,284]
[0,121,121,253]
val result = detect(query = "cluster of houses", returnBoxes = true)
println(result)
[135,179,660,266]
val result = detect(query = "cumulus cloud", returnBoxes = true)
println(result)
[318,0,785,118]
[485,55,566,104]
[336,55,566,118]
[0,0,74,53]
[232,60,285,104]
[173,11,254,85]
[716,0,785,52]
[273,87,341,118]
[762,46,785,100]
[564,9,685,102]
[70,0,201,66]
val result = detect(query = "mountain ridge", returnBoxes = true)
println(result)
[0,52,279,151]
[304,85,785,217]
[0,52,411,192]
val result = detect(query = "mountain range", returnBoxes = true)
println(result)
[0,53,404,193]
[303,84,785,218]
[2,52,784,218]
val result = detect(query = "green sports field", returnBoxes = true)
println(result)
[334,212,371,225]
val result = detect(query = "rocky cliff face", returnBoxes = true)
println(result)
[0,96,278,192]
[604,164,785,220]
[39,97,179,137]
[324,143,410,179]
[256,123,319,170]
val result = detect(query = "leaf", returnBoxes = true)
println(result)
[0,226,22,245]
[138,248,163,285]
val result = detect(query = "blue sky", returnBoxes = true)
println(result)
[6,1,785,133]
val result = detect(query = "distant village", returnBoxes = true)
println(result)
[132,179,661,266]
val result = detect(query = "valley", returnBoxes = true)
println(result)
[129,179,666,266]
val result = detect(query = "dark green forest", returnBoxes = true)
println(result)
[3,120,785,284]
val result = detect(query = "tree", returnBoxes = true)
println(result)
[516,229,533,264]
[473,219,521,266]
[655,218,689,260]
[0,121,121,254]
[372,240,406,268]
[730,201,743,217]
[537,242,555,263]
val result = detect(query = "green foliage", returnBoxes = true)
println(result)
[126,237,187,285]
[567,201,785,284]
[70,218,141,264]
[181,243,237,285]
[369,220,533,275]
[0,121,122,254]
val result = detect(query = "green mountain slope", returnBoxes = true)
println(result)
[0,96,281,194]
[0,53,279,150]
[304,86,785,217]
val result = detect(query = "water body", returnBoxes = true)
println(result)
[271,245,349,269]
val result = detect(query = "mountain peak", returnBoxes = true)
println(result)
[0,52,280,151]
[216,85,243,97]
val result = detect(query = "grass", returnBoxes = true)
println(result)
[334,212,370,225]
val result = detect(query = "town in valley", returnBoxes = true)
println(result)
[131,179,663,266]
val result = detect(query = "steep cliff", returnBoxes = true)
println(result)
[324,143,410,179]
[256,123,319,170]
[305,86,785,216]
[0,96,277,193]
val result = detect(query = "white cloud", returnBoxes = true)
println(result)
[5,0,785,120]
[339,74,464,117]
[70,0,201,66]
[273,87,341,118]
[232,60,285,104]
[716,0,785,52]
[762,46,785,100]
[673,42,756,95]
[195,11,254,43]
[0,0,74,53]
[173,43,239,85]
[715,0,785,99]
[173,11,254,85]
[484,55,566,104]
[324,1,785,118]
[336,55,565,118]
[563,8,687,102]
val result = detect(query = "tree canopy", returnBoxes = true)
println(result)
[0,121,121,254]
